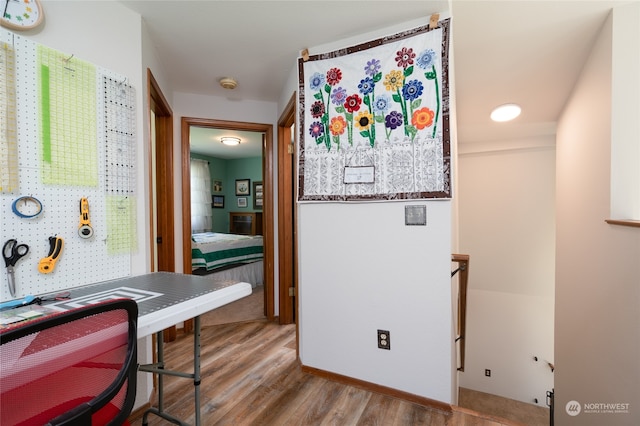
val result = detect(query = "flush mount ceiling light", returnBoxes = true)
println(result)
[490,103,521,122]
[221,136,241,146]
[219,77,238,90]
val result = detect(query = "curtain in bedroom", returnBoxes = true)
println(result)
[190,158,212,233]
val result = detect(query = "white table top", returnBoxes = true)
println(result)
[37,272,253,337]
[137,279,252,336]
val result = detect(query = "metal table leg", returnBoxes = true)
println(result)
[139,315,203,425]
[194,315,201,426]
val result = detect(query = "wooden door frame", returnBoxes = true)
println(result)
[277,93,297,325]
[147,69,176,342]
[181,118,275,320]
[147,69,174,273]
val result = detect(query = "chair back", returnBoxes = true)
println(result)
[0,299,138,426]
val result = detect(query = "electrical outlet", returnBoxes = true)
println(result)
[378,330,390,350]
[485,369,491,377]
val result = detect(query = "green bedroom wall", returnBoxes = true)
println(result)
[190,153,262,233]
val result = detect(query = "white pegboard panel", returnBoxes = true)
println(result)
[0,31,135,301]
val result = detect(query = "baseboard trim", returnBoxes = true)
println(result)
[300,364,452,415]
[451,404,529,425]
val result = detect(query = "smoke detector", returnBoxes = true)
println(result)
[219,77,238,90]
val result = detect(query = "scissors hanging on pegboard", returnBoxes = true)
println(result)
[3,239,29,297]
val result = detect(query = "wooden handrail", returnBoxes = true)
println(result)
[452,254,470,372]
[605,219,640,228]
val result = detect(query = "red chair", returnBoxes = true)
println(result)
[0,299,138,425]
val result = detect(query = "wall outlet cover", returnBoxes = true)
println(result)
[378,329,390,350]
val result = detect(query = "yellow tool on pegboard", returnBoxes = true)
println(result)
[38,235,64,274]
[78,197,94,239]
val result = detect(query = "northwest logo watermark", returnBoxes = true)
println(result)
[566,400,630,416]
[566,401,581,416]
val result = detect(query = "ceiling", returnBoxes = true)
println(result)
[120,0,632,158]
[190,127,264,160]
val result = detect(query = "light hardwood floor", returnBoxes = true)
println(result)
[129,320,527,426]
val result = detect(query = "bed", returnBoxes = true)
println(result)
[191,232,264,287]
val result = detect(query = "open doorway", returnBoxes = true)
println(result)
[181,118,275,321]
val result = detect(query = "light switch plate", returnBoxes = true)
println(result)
[405,205,427,226]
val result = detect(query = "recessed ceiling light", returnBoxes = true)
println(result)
[221,136,241,146]
[490,103,521,122]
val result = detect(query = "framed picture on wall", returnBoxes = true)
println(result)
[212,195,224,208]
[235,179,250,196]
[253,181,263,210]
[237,197,248,208]
[213,180,223,192]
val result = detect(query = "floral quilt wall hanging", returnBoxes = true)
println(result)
[298,18,451,202]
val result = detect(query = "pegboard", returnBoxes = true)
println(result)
[0,31,137,300]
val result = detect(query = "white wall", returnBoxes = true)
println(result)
[610,2,640,220]
[299,202,453,401]
[295,15,455,403]
[457,139,556,406]
[555,7,640,426]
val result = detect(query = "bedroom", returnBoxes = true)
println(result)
[189,124,266,321]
